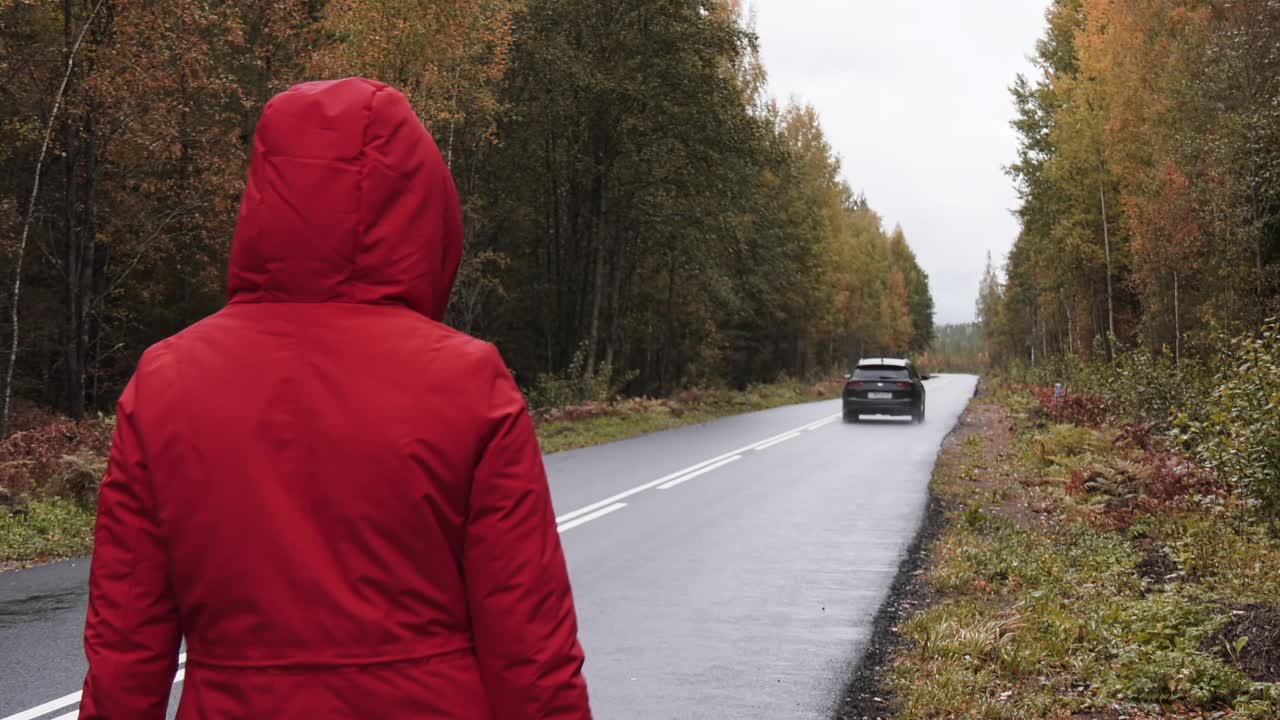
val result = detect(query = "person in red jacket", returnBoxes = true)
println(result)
[78,77,592,720]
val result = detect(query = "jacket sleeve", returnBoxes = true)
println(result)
[80,370,181,719]
[464,348,591,720]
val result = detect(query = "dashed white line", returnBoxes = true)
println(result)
[1,654,189,720]
[3,694,81,720]
[754,432,801,451]
[8,412,844,720]
[553,412,839,525]
[657,455,742,490]
[805,416,839,431]
[556,502,627,533]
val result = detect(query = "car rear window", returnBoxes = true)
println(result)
[853,366,910,380]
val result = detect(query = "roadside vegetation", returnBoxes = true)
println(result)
[844,328,1280,719]
[0,376,842,569]
[0,0,929,569]
[535,377,843,455]
[847,0,1280,714]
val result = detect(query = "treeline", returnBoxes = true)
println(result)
[0,0,934,429]
[918,322,986,374]
[981,0,1280,518]
[980,0,1279,365]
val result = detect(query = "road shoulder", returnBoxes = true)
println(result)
[834,383,987,720]
[835,380,1280,720]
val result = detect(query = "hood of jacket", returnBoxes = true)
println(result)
[227,78,462,321]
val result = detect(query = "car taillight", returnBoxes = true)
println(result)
[895,381,913,389]
[846,380,866,389]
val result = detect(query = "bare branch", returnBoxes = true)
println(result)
[2,0,108,438]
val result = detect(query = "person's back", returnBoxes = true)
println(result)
[78,78,591,720]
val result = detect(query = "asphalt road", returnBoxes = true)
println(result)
[0,373,977,720]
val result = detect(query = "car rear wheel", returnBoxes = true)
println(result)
[913,403,925,424]
[844,411,860,423]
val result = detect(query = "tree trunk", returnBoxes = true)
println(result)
[1099,176,1116,353]
[603,231,627,373]
[1,0,103,437]
[78,103,97,412]
[62,0,86,420]
[1042,309,1048,360]
[584,174,608,380]
[661,253,677,389]
[1065,303,1074,355]
[1173,269,1181,365]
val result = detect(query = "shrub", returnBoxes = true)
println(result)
[1007,319,1279,520]
[0,415,114,507]
[525,342,638,412]
[1177,319,1280,520]
[0,497,96,562]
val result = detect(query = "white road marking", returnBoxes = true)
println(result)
[657,455,742,490]
[806,416,839,430]
[3,654,188,720]
[556,503,627,533]
[553,412,840,524]
[753,432,801,450]
[10,411,845,720]
[3,694,81,720]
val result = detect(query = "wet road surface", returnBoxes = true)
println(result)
[0,374,977,719]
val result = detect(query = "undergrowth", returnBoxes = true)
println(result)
[885,380,1280,719]
[0,376,844,567]
[534,378,843,454]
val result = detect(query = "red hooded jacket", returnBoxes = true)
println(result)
[79,78,591,720]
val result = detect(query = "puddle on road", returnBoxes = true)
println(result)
[0,589,86,628]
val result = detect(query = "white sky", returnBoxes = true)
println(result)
[751,0,1051,325]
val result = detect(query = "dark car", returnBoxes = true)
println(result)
[842,358,927,423]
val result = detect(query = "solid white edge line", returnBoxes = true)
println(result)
[553,412,840,525]
[13,410,849,720]
[6,654,190,720]
[656,455,742,490]
[753,432,801,451]
[556,502,627,533]
[2,693,82,720]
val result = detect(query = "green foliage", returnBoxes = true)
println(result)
[1178,319,1280,519]
[1008,318,1280,521]
[1149,512,1280,603]
[1028,423,1109,472]
[532,377,841,455]
[3,0,936,423]
[888,397,1280,720]
[990,0,1280,369]
[924,323,985,373]
[1006,339,1212,425]
[0,497,96,563]
[1103,596,1250,707]
[525,342,637,412]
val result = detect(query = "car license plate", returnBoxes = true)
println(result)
[868,392,892,399]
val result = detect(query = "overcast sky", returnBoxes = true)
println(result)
[751,0,1050,325]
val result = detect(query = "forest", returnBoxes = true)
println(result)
[0,0,936,433]
[858,6,1280,717]
[979,0,1280,517]
[980,0,1278,365]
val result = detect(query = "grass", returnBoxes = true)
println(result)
[533,379,842,454]
[0,498,96,567]
[883,380,1280,720]
[0,377,843,569]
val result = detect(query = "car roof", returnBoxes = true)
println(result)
[856,357,910,367]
